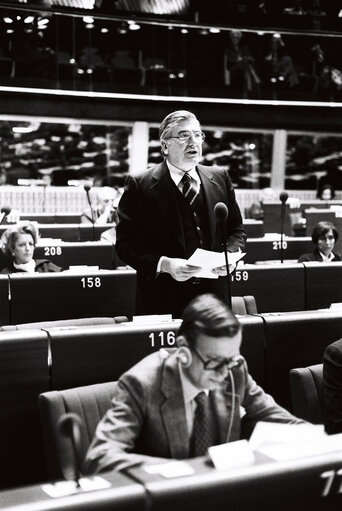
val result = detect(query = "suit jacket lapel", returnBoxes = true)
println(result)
[160,352,190,458]
[151,161,185,253]
[211,389,240,443]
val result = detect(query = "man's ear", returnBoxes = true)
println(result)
[161,139,168,155]
[176,336,192,368]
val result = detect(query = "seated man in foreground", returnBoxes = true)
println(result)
[84,294,304,474]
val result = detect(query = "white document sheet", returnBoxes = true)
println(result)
[187,249,246,279]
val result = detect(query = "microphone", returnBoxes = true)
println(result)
[279,191,288,264]
[214,202,232,308]
[58,413,82,485]
[83,184,95,241]
[0,206,11,225]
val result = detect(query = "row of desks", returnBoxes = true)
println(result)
[3,448,342,511]
[1,310,342,490]
[0,237,317,272]
[1,262,341,326]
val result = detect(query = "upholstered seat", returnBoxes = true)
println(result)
[39,381,117,480]
[231,295,257,315]
[289,364,325,426]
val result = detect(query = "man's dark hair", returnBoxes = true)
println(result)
[311,221,338,244]
[178,293,241,347]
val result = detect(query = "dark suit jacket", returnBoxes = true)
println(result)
[83,349,303,474]
[116,161,246,315]
[323,338,342,434]
[298,249,341,263]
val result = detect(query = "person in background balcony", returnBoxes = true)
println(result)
[298,221,341,263]
[81,186,118,225]
[317,184,335,201]
[0,221,62,274]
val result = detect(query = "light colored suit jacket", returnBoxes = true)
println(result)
[84,349,303,474]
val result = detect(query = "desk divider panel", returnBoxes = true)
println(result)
[245,238,312,264]
[0,275,10,326]
[34,242,114,270]
[304,262,342,310]
[38,224,81,242]
[230,263,305,313]
[9,270,136,324]
[243,220,264,238]
[261,310,342,410]
[0,331,50,488]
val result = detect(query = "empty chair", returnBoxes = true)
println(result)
[289,364,325,426]
[231,295,257,315]
[39,381,117,480]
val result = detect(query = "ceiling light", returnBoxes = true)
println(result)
[85,23,94,29]
[6,29,14,34]
[128,21,140,30]
[209,28,220,34]
[3,17,13,23]
[83,16,94,23]
[101,27,109,33]
[181,28,188,34]
[24,16,35,23]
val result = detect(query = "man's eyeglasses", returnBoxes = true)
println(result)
[191,345,244,372]
[167,131,206,144]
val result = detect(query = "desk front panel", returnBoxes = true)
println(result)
[230,264,305,312]
[0,333,50,488]
[9,270,136,324]
[0,275,9,326]
[304,262,342,310]
[245,237,312,263]
[34,242,114,270]
[262,310,342,409]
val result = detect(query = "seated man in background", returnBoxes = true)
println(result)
[0,221,62,273]
[323,338,342,434]
[81,186,118,225]
[84,294,304,474]
[298,221,341,263]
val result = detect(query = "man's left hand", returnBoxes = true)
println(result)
[211,263,236,276]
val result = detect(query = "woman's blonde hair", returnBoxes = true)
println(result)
[1,221,39,258]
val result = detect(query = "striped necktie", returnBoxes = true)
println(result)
[180,172,198,206]
[190,391,212,457]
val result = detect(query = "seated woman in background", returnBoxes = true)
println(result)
[0,221,63,274]
[317,184,335,201]
[298,221,341,263]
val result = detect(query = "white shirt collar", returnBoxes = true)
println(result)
[179,363,209,405]
[13,259,36,273]
[166,160,200,188]
[320,251,334,262]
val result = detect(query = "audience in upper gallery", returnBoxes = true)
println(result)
[84,294,305,474]
[0,221,63,274]
[317,183,335,201]
[81,186,119,225]
[297,221,341,263]
[323,338,342,434]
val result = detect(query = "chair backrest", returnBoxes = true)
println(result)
[39,381,117,480]
[289,364,326,425]
[232,295,258,315]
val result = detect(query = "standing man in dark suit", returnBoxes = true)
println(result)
[116,110,246,317]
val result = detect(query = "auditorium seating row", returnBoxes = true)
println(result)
[0,223,115,242]
[1,309,341,489]
[0,237,318,273]
[1,262,341,327]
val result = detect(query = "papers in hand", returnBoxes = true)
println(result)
[187,249,245,279]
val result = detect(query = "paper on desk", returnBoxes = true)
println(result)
[187,249,245,279]
[208,440,255,471]
[249,421,326,451]
[144,461,195,478]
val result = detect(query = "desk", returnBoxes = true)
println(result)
[0,332,49,488]
[304,262,342,310]
[0,276,9,325]
[129,451,342,511]
[79,224,116,241]
[245,237,312,263]
[20,213,81,224]
[0,224,115,243]
[263,200,342,236]
[230,263,305,312]
[243,219,264,238]
[34,242,114,270]
[261,309,342,410]
[8,270,136,324]
[1,471,146,511]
